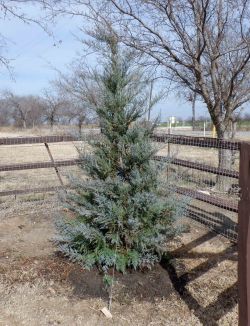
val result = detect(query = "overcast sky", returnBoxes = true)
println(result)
[0,4,211,121]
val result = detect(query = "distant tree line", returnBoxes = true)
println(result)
[0,89,96,133]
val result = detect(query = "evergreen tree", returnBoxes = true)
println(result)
[56,31,181,274]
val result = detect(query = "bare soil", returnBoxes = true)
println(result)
[0,197,237,326]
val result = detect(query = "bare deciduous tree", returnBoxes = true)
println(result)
[98,0,250,140]
[3,91,44,128]
[4,91,29,128]
[0,98,11,126]
[28,96,45,127]
[76,0,250,190]
[41,90,66,129]
[64,100,89,135]
[54,0,250,141]
[54,60,101,110]
[52,60,100,133]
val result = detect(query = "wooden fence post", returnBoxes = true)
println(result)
[44,142,65,189]
[238,142,250,326]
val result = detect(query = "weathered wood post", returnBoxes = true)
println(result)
[238,142,250,325]
[44,142,65,189]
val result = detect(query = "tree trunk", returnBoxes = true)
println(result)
[78,120,83,136]
[216,125,233,192]
[192,93,196,131]
[50,119,54,131]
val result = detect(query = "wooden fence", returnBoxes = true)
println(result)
[0,133,249,325]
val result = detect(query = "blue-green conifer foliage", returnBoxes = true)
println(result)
[57,33,179,273]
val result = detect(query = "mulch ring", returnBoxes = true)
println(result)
[0,252,177,304]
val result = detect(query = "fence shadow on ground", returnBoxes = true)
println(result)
[187,204,238,242]
[161,230,237,326]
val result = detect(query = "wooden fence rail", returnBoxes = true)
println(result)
[0,156,239,178]
[154,156,239,179]
[0,159,81,172]
[0,133,241,149]
[153,134,241,150]
[0,135,76,145]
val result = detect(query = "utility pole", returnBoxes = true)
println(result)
[148,80,154,121]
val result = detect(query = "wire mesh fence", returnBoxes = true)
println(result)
[0,132,241,242]
[153,133,240,241]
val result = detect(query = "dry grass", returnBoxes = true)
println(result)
[0,127,239,324]
[0,197,238,325]
[0,279,204,326]
[0,127,95,192]
[0,140,81,192]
